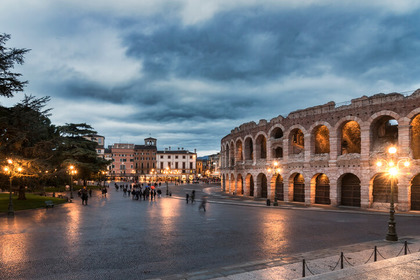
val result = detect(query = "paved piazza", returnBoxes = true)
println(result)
[0,183,419,279]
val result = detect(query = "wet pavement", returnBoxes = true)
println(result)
[0,182,419,279]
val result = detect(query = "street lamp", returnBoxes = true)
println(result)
[376,146,410,241]
[163,167,171,195]
[3,159,23,217]
[68,165,77,200]
[267,161,281,206]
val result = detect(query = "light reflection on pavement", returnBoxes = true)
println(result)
[0,182,419,280]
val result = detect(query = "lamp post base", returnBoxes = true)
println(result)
[386,221,398,241]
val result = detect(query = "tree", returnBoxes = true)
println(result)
[0,95,58,199]
[57,123,110,186]
[0,33,30,97]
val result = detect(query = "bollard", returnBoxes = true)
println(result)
[374,246,377,262]
[273,198,278,206]
[340,252,344,269]
[266,199,271,206]
[404,241,408,255]
[302,259,305,277]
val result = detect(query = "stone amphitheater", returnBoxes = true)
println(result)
[220,90,420,212]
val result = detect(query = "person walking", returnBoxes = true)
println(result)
[199,196,207,211]
[81,187,88,205]
[190,190,195,204]
[186,193,189,204]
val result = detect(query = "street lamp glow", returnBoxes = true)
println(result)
[376,145,411,242]
[273,161,278,167]
[388,147,397,154]
[389,167,398,176]
[4,167,9,172]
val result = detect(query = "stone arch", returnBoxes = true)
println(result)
[230,173,235,193]
[255,133,268,159]
[288,126,305,155]
[290,173,305,202]
[235,138,244,161]
[237,173,244,195]
[257,173,268,198]
[225,143,230,167]
[368,111,401,153]
[270,174,284,201]
[310,123,331,154]
[312,173,331,204]
[245,173,254,196]
[410,113,420,159]
[336,119,361,155]
[338,173,361,207]
[410,173,420,210]
[268,124,285,160]
[371,173,398,203]
[226,173,231,192]
[244,136,254,161]
[269,125,284,139]
[229,141,235,166]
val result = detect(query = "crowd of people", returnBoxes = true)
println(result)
[115,182,162,201]
[75,180,208,211]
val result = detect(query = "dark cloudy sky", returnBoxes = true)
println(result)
[1,1,420,156]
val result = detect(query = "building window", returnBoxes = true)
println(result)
[175,162,179,169]
[183,156,186,159]
[190,162,193,169]
[160,155,163,159]
[168,156,171,159]
[175,156,178,159]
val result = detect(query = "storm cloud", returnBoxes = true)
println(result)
[1,0,420,155]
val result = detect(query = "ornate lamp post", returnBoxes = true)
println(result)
[267,161,281,206]
[3,159,23,217]
[376,146,410,241]
[68,165,77,200]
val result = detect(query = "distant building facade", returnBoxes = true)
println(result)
[220,90,420,212]
[134,137,157,177]
[109,143,136,178]
[156,147,197,181]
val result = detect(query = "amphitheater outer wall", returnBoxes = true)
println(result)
[220,90,420,212]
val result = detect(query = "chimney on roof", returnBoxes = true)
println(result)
[194,149,196,153]
[169,146,171,151]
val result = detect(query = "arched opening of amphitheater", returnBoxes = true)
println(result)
[314,173,330,205]
[293,174,305,202]
[257,173,268,198]
[411,174,420,210]
[339,173,361,207]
